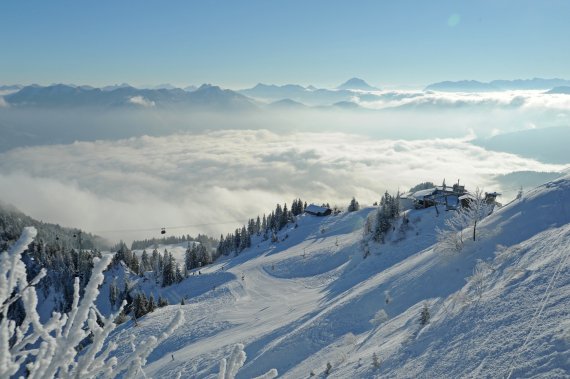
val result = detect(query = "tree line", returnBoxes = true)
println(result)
[216,198,307,256]
[130,233,217,251]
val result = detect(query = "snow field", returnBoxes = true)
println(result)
[105,178,570,378]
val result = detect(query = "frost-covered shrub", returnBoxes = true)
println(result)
[469,260,490,299]
[436,209,469,254]
[218,343,278,379]
[370,309,389,326]
[0,227,183,379]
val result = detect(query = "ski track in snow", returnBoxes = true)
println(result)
[104,178,570,378]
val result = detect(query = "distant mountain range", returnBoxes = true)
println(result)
[239,78,377,106]
[240,84,353,106]
[3,77,569,112]
[0,84,24,91]
[266,98,308,110]
[2,79,378,110]
[3,83,256,110]
[425,78,570,92]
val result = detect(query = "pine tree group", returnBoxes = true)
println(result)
[373,191,401,243]
[217,199,306,256]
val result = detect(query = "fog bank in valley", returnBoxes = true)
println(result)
[0,128,565,243]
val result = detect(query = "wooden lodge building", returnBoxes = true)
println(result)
[401,181,502,211]
[304,204,332,216]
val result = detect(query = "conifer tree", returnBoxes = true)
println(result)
[372,352,380,368]
[348,197,360,212]
[280,203,289,229]
[141,249,150,271]
[148,293,156,313]
[109,280,118,310]
[158,296,169,307]
[175,263,183,283]
[161,251,177,287]
[132,292,148,319]
[420,303,430,326]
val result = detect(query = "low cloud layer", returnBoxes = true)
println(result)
[0,130,565,243]
[128,96,155,108]
[357,90,570,112]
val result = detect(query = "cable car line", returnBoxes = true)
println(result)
[91,219,248,234]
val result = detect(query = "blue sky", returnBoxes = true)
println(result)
[1,1,569,88]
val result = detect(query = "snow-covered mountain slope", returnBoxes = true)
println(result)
[106,179,570,378]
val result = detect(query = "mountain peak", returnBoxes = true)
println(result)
[336,77,379,91]
[196,83,222,92]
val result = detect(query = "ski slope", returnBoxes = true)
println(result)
[106,178,570,378]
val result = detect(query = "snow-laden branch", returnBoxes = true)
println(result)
[218,343,278,379]
[0,227,184,379]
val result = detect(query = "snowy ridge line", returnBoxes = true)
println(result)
[505,233,570,379]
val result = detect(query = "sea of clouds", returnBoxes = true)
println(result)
[1,87,569,243]
[0,129,565,243]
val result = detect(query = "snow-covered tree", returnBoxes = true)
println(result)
[436,208,470,253]
[466,187,490,241]
[0,227,184,379]
[148,293,156,313]
[133,292,149,319]
[372,352,380,368]
[437,187,491,253]
[371,191,400,243]
[217,344,277,379]
[162,251,177,287]
[109,279,119,310]
[140,249,150,272]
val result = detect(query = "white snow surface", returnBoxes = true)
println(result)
[106,178,570,378]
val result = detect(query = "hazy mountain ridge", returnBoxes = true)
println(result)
[0,201,106,251]
[3,83,256,110]
[426,78,570,92]
[239,83,356,106]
